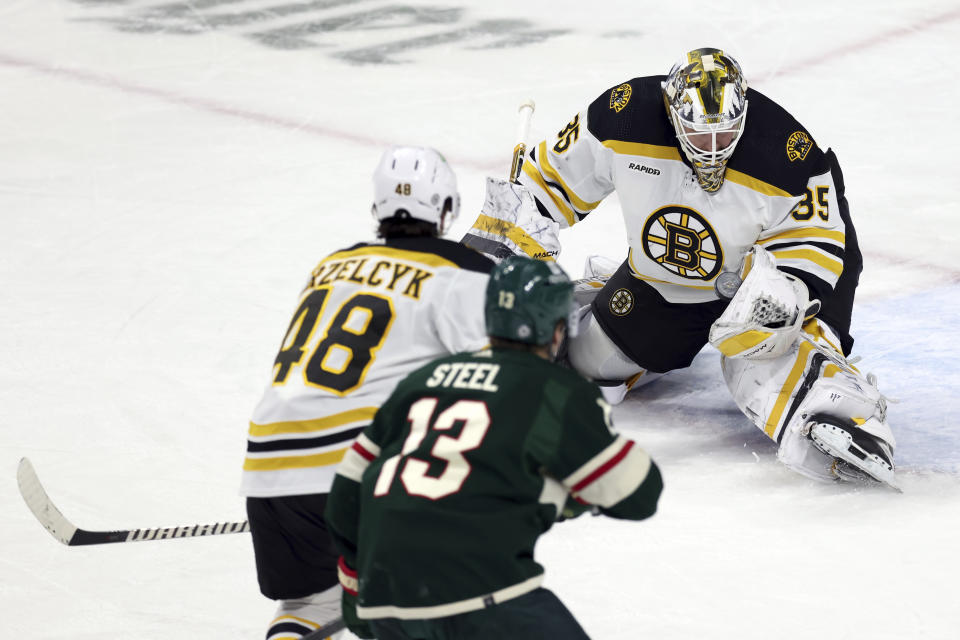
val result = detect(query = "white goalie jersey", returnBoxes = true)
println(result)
[240,237,493,498]
[518,77,848,307]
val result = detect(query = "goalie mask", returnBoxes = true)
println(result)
[663,47,748,193]
[371,146,461,235]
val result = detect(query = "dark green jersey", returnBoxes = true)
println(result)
[325,347,662,620]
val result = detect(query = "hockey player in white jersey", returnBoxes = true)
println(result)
[462,47,897,489]
[241,146,495,639]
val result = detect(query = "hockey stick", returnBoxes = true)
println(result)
[508,99,535,183]
[462,99,545,260]
[17,457,249,546]
[301,618,347,640]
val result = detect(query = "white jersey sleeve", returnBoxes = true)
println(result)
[518,110,615,229]
[431,267,490,354]
[756,166,846,296]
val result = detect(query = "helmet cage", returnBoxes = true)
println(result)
[663,48,748,192]
[668,103,747,191]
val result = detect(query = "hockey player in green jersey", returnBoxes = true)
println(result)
[325,256,663,640]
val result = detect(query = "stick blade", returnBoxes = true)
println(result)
[17,457,78,545]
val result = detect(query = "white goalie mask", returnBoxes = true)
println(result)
[371,146,461,235]
[662,48,748,192]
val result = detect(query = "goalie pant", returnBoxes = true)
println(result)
[721,317,895,482]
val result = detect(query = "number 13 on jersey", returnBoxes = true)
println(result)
[374,398,491,500]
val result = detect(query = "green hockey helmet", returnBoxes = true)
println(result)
[485,256,576,345]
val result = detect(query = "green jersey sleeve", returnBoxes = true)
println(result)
[541,375,662,520]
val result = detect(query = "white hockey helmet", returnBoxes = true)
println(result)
[662,47,748,192]
[371,146,460,235]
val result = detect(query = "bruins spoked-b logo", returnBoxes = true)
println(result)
[609,288,634,316]
[786,131,813,162]
[641,206,723,280]
[610,83,632,113]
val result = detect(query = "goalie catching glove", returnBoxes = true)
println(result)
[709,245,821,360]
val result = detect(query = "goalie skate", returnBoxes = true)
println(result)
[807,416,899,491]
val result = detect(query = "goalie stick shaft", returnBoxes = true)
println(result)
[301,618,347,640]
[17,457,249,546]
[508,99,535,183]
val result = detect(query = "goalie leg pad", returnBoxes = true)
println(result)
[572,254,620,307]
[567,307,659,405]
[568,308,646,382]
[721,320,896,485]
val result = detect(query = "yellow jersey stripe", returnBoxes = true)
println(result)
[770,248,843,276]
[244,447,349,471]
[319,246,459,269]
[758,228,846,245]
[764,341,815,437]
[522,161,577,226]
[601,140,682,161]
[470,214,556,262]
[536,142,603,212]
[249,407,377,437]
[724,168,792,198]
[628,250,715,290]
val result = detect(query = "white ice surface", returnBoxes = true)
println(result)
[2,1,959,638]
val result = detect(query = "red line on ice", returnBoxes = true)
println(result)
[0,51,493,171]
[754,6,960,82]
[2,7,960,281]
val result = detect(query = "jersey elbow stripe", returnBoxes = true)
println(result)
[572,443,652,508]
[337,448,370,482]
[337,433,379,481]
[758,227,845,248]
[536,142,603,212]
[769,247,843,278]
[564,437,652,508]
[353,433,380,459]
[522,161,577,227]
